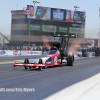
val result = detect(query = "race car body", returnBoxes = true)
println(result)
[14,49,61,70]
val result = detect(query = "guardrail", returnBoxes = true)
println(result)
[0,50,42,56]
[74,52,95,57]
[0,50,95,57]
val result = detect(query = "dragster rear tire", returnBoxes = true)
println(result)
[67,56,74,66]
[24,58,29,70]
[38,59,42,71]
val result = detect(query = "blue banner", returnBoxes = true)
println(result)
[0,51,6,56]
[52,9,64,21]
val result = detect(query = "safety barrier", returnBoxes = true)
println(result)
[74,52,82,57]
[42,51,95,58]
[74,52,95,57]
[0,50,42,56]
[82,52,95,57]
[0,50,95,57]
[20,51,42,56]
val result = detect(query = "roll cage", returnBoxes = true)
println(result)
[53,32,76,64]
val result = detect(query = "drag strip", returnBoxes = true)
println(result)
[0,55,44,62]
[0,57,100,100]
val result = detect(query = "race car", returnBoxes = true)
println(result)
[14,47,74,70]
[14,33,75,71]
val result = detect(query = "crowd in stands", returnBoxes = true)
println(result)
[77,47,100,52]
[1,45,43,51]
[1,45,100,53]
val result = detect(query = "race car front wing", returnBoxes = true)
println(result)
[14,62,45,67]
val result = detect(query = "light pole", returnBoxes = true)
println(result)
[74,6,80,11]
[29,5,31,46]
[98,7,100,47]
[28,1,40,46]
[98,29,100,47]
[74,6,80,40]
[97,33,99,39]
[23,6,31,46]
[33,1,40,6]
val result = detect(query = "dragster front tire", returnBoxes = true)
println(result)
[38,59,43,71]
[24,58,29,70]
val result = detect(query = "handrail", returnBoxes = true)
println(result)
[0,32,10,43]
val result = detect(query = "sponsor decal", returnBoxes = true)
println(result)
[54,56,57,64]
[43,50,47,55]
[42,36,60,42]
[0,51,6,56]
[66,10,86,23]
[30,51,33,55]
[24,5,85,23]
[27,24,42,31]
[56,26,69,33]
[27,6,51,20]
[23,6,30,15]
[13,51,18,55]
[33,52,39,54]
[46,61,52,64]
[27,24,84,34]
[27,6,36,19]
[69,27,81,34]
[27,51,40,55]
[35,6,51,20]
[42,25,56,32]
[52,9,65,21]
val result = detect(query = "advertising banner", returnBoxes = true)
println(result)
[27,6,37,19]
[85,39,98,47]
[0,50,42,56]
[0,50,6,56]
[26,51,42,55]
[69,27,82,34]
[66,10,74,22]
[23,5,30,15]
[6,50,20,56]
[25,5,86,23]
[85,39,94,48]
[0,50,20,56]
[73,11,85,23]
[24,5,35,16]
[13,51,18,55]
[27,24,83,34]
[51,8,66,21]
[56,26,69,33]
[35,6,51,20]
[80,12,86,23]
[42,25,56,32]
[42,36,60,42]
[27,24,42,31]
[66,10,85,23]
[27,6,51,20]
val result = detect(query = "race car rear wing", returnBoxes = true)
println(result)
[54,32,76,64]
[54,32,76,38]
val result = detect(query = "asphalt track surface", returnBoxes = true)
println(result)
[0,56,100,100]
[0,56,44,62]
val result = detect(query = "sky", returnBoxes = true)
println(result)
[0,0,100,38]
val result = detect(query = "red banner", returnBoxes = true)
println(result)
[13,51,18,55]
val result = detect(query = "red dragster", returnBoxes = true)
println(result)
[14,48,74,71]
